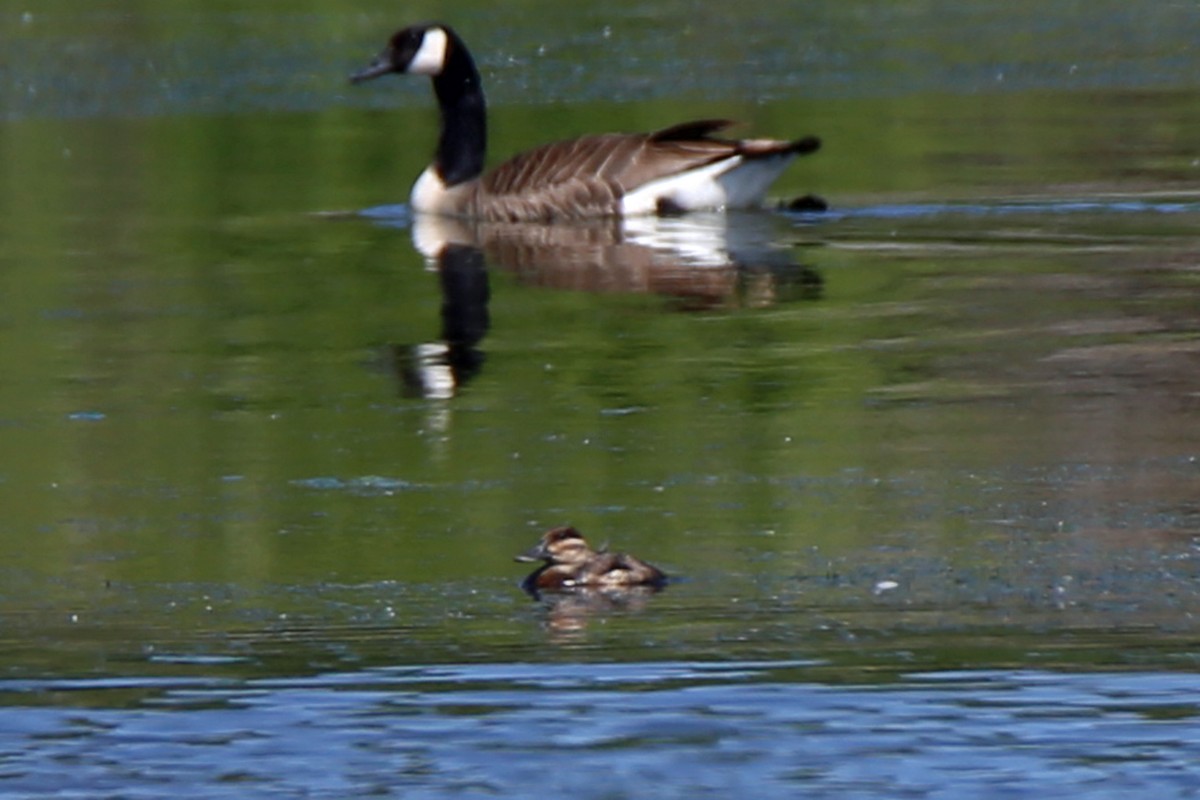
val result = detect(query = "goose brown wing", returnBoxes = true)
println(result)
[476,121,744,221]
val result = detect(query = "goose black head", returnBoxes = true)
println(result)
[350,24,452,83]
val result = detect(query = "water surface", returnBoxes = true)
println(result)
[2,1,1200,797]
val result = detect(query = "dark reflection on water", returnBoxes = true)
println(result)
[3,663,1200,798]
[388,242,491,399]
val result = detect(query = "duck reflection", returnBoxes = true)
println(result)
[393,211,823,398]
[514,526,668,637]
[531,584,665,639]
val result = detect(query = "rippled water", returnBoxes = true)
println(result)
[3,1,1200,797]
[4,665,1200,798]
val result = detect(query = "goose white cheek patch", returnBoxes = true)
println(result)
[408,27,449,75]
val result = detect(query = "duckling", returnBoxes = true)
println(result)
[515,526,667,593]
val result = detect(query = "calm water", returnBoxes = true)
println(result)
[3,1,1200,797]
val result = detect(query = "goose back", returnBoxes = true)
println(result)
[468,120,802,222]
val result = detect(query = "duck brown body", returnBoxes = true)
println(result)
[515,526,667,593]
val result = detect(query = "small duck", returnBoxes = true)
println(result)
[515,526,667,594]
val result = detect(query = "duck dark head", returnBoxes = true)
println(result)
[350,24,454,82]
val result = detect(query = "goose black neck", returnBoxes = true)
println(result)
[431,36,486,187]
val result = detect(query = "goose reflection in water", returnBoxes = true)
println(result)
[388,210,823,399]
[389,241,490,399]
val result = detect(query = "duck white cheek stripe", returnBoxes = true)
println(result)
[409,27,448,75]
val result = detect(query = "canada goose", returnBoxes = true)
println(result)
[350,23,821,222]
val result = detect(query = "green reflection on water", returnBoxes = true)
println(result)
[1,3,1200,679]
